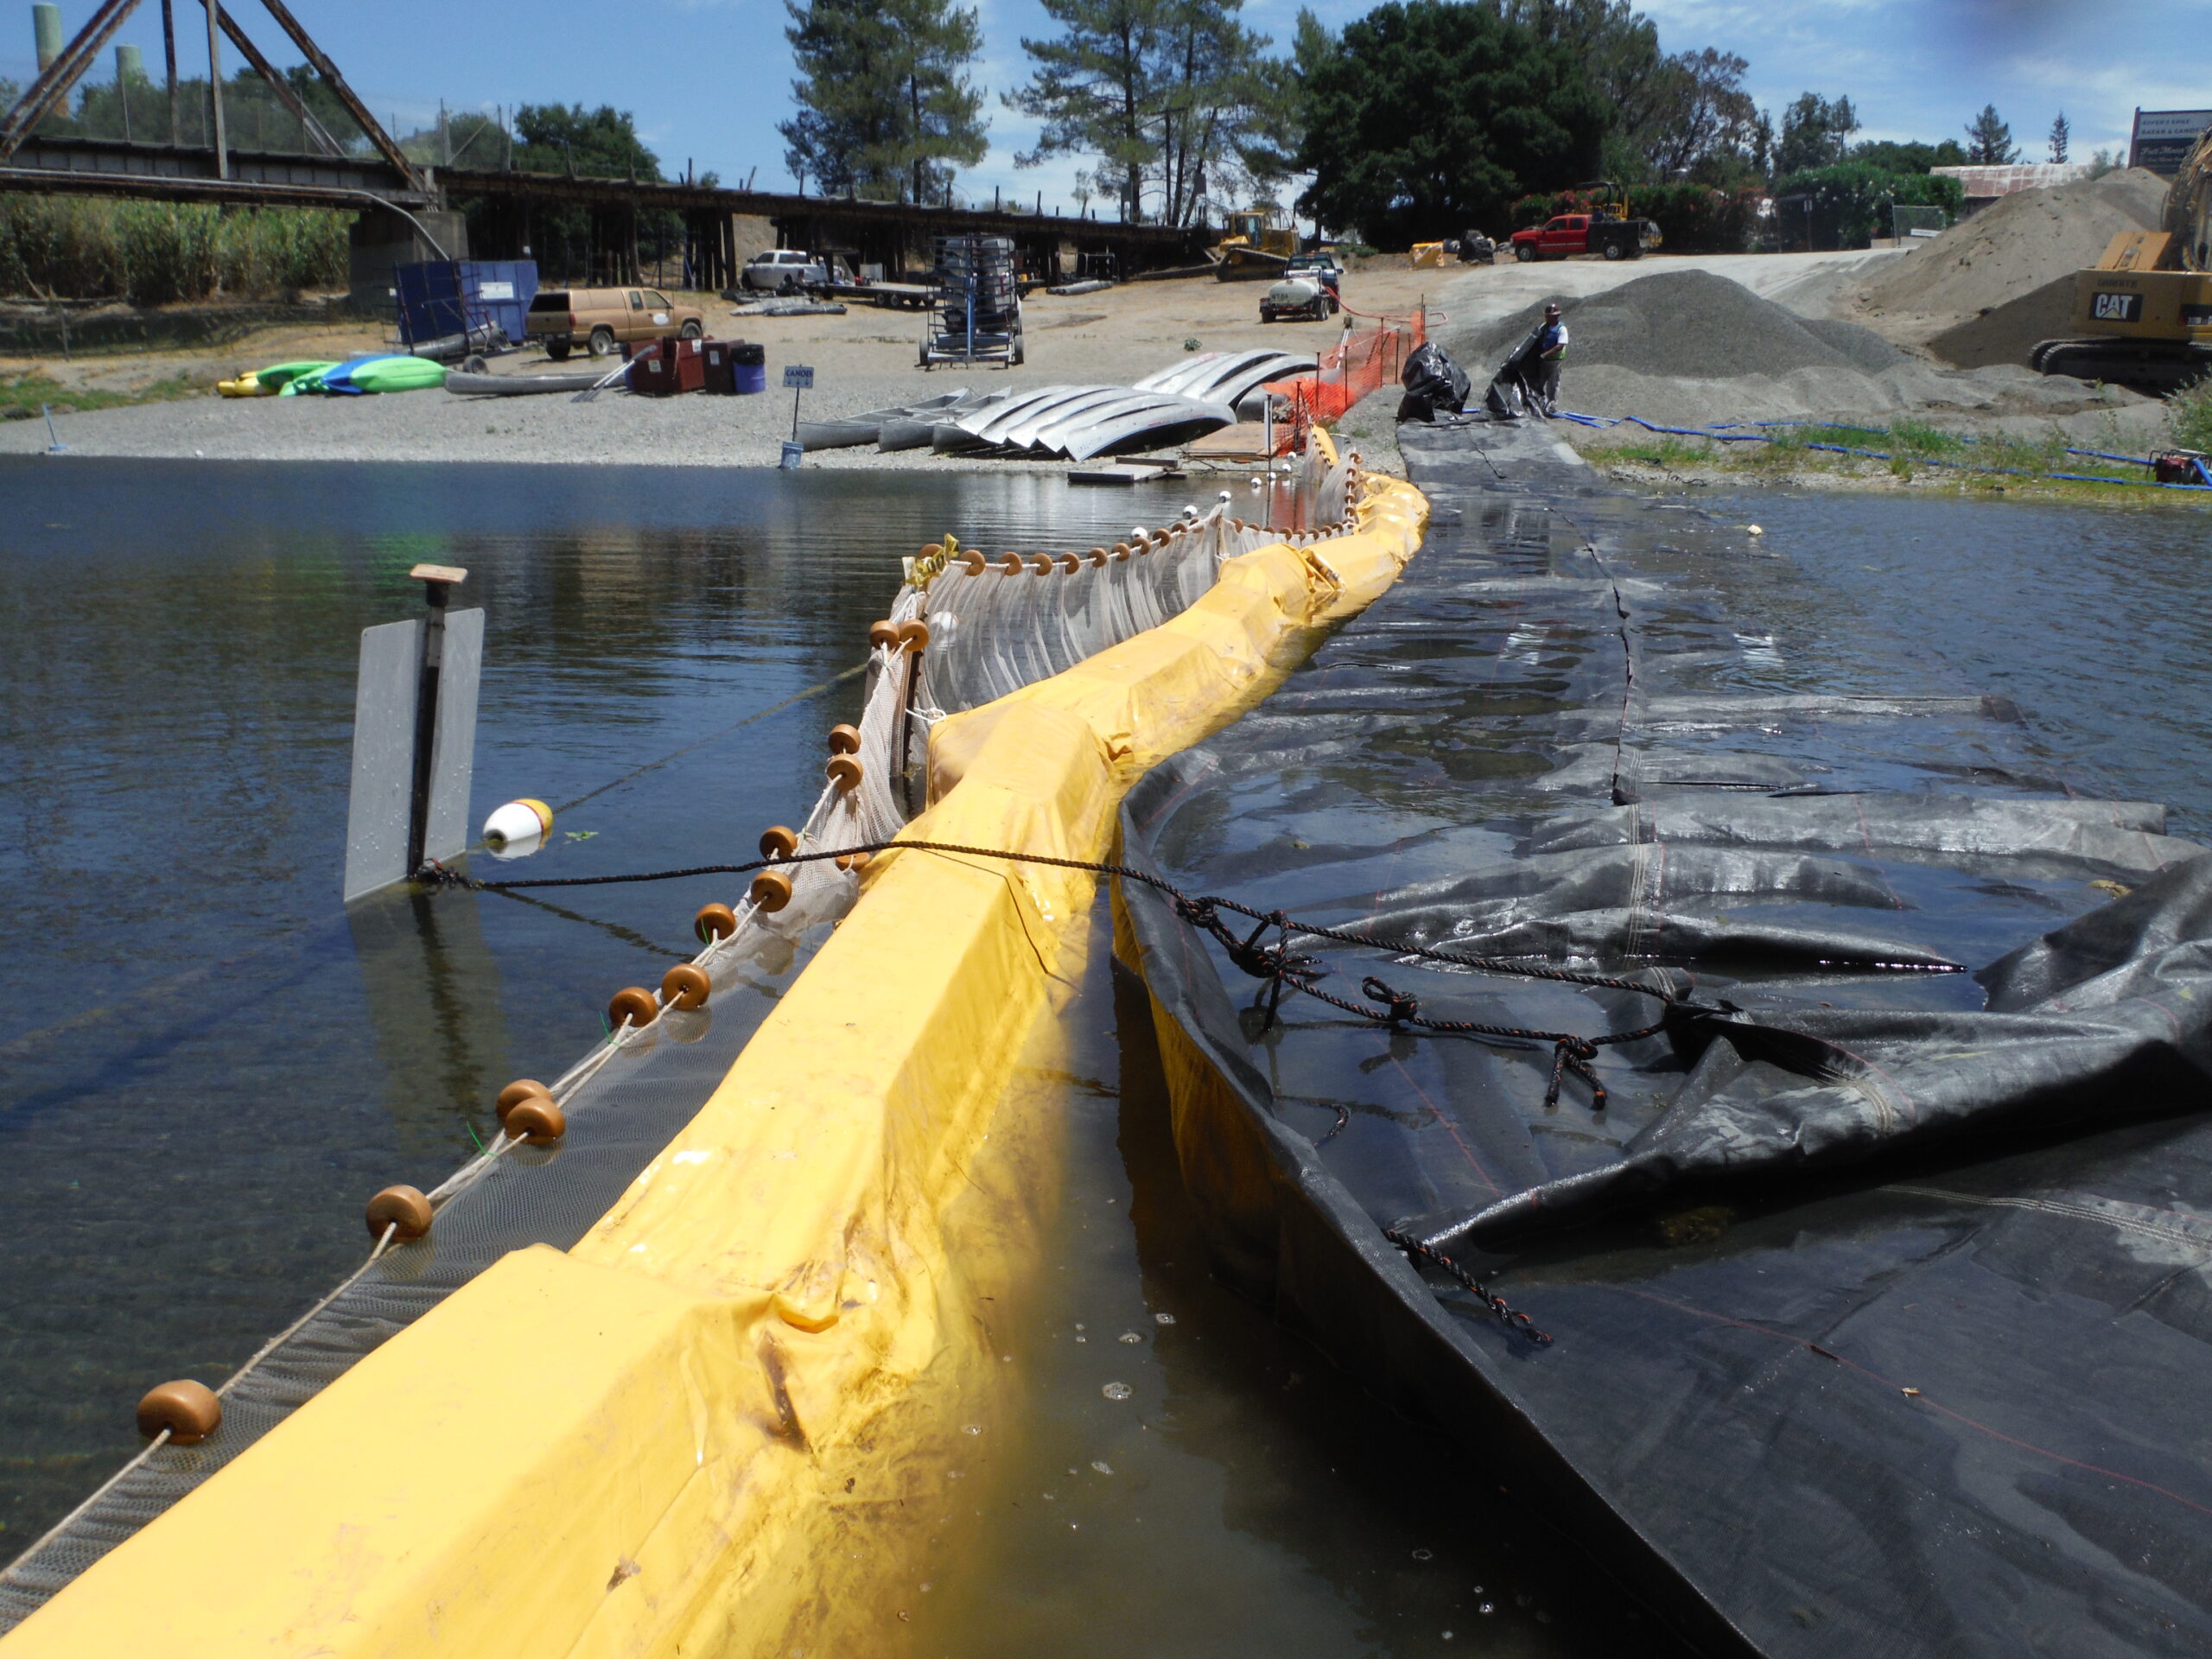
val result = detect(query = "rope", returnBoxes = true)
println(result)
[413,832,1953,1348]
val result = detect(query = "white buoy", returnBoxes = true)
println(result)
[483,798,554,857]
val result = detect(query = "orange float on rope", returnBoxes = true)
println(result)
[827,723,861,754]
[365,1184,434,1241]
[505,1096,566,1144]
[759,824,798,860]
[960,550,987,575]
[495,1079,552,1125]
[896,619,930,651]
[660,963,712,1011]
[826,753,863,791]
[694,901,738,944]
[607,987,660,1029]
[750,868,794,912]
[137,1379,221,1444]
[836,850,871,873]
[996,552,1023,574]
[868,620,900,651]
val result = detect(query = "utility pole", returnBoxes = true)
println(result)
[204,0,226,178]
[161,0,178,144]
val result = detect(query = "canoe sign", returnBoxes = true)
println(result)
[783,365,815,390]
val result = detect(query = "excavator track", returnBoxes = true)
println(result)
[2031,336,2212,393]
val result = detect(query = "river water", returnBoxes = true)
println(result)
[1,461,2205,1655]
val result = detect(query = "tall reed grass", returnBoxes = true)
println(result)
[0,198,349,305]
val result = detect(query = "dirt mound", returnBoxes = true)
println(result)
[1924,275,2078,368]
[1856,169,2167,338]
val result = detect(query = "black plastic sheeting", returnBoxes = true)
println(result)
[1114,420,2212,1658]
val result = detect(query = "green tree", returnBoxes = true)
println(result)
[1965,103,2016,165]
[1007,0,1168,222]
[2048,111,2069,164]
[1637,48,1761,183]
[1294,0,1607,245]
[1852,137,1967,175]
[1770,162,1961,249]
[513,104,663,180]
[1775,92,1859,174]
[781,0,987,203]
[1148,0,1289,225]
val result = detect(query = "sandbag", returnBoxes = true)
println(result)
[1395,341,1470,423]
[1483,325,1549,418]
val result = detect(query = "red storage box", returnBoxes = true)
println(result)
[702,338,747,395]
[627,336,705,395]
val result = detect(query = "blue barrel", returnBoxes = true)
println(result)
[734,342,766,394]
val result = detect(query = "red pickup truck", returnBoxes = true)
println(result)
[1510,212,1662,263]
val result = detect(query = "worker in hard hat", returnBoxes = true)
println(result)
[1533,302,1568,415]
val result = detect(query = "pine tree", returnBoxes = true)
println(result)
[1965,104,2016,165]
[1007,0,1287,227]
[780,0,986,203]
[1775,92,1858,175]
[1007,0,1169,223]
[2048,111,2069,164]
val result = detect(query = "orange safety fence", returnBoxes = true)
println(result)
[1261,302,1431,430]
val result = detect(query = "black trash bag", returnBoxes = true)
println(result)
[1484,325,1550,419]
[1396,341,1471,423]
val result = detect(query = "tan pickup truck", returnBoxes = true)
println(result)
[527,286,706,359]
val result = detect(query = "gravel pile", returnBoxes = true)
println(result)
[1433,269,2160,441]
[1450,270,1885,380]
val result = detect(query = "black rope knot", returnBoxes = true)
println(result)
[1547,1034,1605,1113]
[1360,976,1421,1025]
[1173,893,1223,931]
[1384,1229,1550,1345]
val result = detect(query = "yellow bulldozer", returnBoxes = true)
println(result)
[2032,130,2212,391]
[1210,206,1299,281]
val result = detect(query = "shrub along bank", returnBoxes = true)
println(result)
[1766,164,1963,251]
[1508,168,1963,254]
[1508,183,1761,252]
[0,198,350,305]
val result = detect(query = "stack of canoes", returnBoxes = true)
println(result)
[795,352,1318,460]
[1131,346,1318,411]
[215,356,451,397]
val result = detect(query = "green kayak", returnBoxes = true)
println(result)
[337,355,448,395]
[261,360,339,395]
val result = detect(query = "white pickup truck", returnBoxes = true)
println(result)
[740,249,830,293]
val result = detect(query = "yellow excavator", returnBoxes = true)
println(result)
[2031,130,2212,391]
[1210,206,1299,281]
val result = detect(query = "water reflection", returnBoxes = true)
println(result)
[0,456,1198,1548]
[902,922,1683,1659]
[346,886,509,1157]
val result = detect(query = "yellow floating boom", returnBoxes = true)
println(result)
[2,435,1427,1659]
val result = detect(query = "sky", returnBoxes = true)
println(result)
[8,0,2207,209]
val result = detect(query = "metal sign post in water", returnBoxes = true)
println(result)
[341,564,483,902]
[782,365,814,469]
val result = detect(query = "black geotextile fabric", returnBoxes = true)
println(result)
[1114,421,2212,1659]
